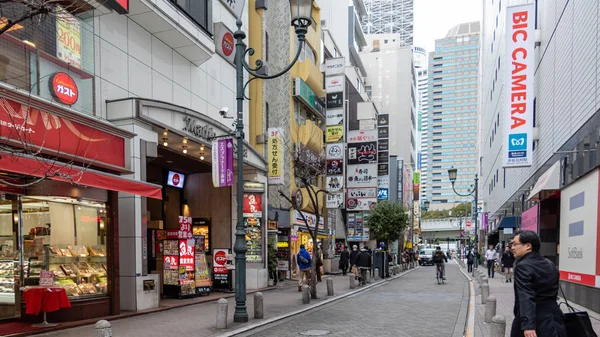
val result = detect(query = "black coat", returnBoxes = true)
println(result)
[511,252,567,337]
[340,250,350,265]
[501,251,515,268]
[466,252,474,264]
[349,250,360,266]
[356,251,371,268]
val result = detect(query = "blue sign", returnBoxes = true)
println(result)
[508,133,527,158]
[378,188,389,200]
[417,152,422,170]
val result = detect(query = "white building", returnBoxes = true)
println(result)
[479,0,600,311]
[414,46,428,201]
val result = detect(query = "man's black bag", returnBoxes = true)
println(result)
[560,287,598,337]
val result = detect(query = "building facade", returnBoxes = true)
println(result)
[424,22,480,210]
[0,0,269,324]
[414,46,429,202]
[362,0,414,47]
[479,0,600,310]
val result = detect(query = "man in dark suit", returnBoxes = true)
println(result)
[339,247,350,276]
[510,230,567,337]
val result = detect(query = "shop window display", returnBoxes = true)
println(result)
[0,196,109,317]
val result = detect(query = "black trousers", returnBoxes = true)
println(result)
[340,263,348,275]
[487,260,495,277]
[467,263,473,272]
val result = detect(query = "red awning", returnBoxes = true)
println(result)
[0,153,162,200]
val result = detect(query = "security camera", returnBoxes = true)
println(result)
[219,107,233,119]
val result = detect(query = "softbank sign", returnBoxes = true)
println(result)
[503,4,535,168]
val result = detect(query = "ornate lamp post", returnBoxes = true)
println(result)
[447,167,479,275]
[232,0,314,323]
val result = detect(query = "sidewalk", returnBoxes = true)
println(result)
[27,268,415,337]
[458,262,600,337]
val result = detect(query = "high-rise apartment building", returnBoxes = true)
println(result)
[414,46,428,201]
[424,22,480,209]
[362,0,414,46]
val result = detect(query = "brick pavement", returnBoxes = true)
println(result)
[34,270,414,337]
[458,261,600,337]
[235,263,470,337]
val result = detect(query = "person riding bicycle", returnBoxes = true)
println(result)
[433,246,448,280]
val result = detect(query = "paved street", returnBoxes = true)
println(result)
[237,262,469,337]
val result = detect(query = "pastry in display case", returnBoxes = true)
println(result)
[0,260,15,300]
[68,245,89,257]
[89,246,106,257]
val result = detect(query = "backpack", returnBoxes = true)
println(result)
[433,252,444,263]
[299,254,309,265]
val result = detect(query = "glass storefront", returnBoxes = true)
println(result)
[0,196,108,320]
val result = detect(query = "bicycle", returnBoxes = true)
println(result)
[436,263,444,284]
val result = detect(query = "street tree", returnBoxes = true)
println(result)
[367,201,409,248]
[421,202,472,220]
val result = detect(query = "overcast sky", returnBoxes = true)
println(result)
[413,0,483,53]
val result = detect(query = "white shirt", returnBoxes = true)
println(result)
[485,249,497,261]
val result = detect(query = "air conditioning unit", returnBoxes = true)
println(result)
[532,127,540,141]
[256,134,266,144]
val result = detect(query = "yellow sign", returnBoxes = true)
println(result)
[268,128,284,184]
[277,242,289,248]
[326,125,344,143]
[56,8,81,69]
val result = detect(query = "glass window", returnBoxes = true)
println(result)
[170,0,212,35]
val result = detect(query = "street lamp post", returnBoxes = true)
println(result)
[447,167,479,276]
[232,0,314,323]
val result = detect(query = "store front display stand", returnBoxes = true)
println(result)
[32,312,58,327]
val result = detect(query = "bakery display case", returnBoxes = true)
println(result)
[0,260,15,303]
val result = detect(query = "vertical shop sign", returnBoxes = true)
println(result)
[179,239,195,271]
[211,138,234,187]
[179,216,192,239]
[267,128,284,185]
[56,8,81,69]
[243,194,263,217]
[213,248,230,289]
[503,3,535,167]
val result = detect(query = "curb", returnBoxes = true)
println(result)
[218,266,420,337]
[457,263,475,337]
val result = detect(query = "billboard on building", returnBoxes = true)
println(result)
[502,4,535,167]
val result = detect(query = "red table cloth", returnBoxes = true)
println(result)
[23,287,71,315]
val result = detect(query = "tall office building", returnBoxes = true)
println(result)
[362,0,414,46]
[414,46,428,201]
[424,22,480,209]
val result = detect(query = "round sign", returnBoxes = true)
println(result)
[221,32,234,57]
[49,72,78,105]
[214,251,227,265]
[294,189,303,209]
[346,198,358,209]
[466,220,472,227]
[171,173,180,186]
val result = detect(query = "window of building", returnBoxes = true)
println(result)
[170,0,213,35]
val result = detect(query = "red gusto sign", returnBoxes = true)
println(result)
[213,249,229,274]
[243,193,263,217]
[106,0,129,14]
[221,32,234,57]
[0,97,125,169]
[49,73,78,105]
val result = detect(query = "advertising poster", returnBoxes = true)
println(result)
[348,142,377,165]
[211,138,234,187]
[347,164,378,188]
[521,204,539,232]
[213,248,230,289]
[195,251,211,288]
[267,128,284,185]
[56,9,81,69]
[243,193,263,218]
[326,125,344,143]
[327,159,344,175]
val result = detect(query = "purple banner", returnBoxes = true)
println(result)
[521,204,538,232]
[212,138,234,187]
[482,213,489,231]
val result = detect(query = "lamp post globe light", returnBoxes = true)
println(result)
[232,0,314,323]
[447,167,479,275]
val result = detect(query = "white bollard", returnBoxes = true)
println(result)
[374,268,380,280]
[254,292,264,319]
[326,278,334,296]
[485,296,497,323]
[95,320,112,337]
[490,315,506,337]
[365,271,371,284]
[216,298,228,329]
[302,285,310,304]
[349,273,357,289]
[481,283,490,304]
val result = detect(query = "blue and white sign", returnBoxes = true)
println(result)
[378,188,389,200]
[417,152,422,170]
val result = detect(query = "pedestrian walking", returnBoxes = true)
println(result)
[466,249,474,273]
[485,244,498,278]
[339,246,350,276]
[510,230,567,337]
[501,245,515,283]
[349,245,359,277]
[268,243,278,285]
[315,247,323,282]
[296,244,312,292]
[356,246,371,286]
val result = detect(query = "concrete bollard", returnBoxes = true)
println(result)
[302,285,310,304]
[480,277,488,288]
[254,292,264,319]
[481,283,490,304]
[485,296,497,323]
[216,298,228,329]
[95,320,112,337]
[349,273,357,289]
[365,270,371,284]
[326,278,334,296]
[490,315,506,337]
[374,268,380,280]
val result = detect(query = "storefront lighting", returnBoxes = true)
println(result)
[163,130,168,136]
[162,138,168,147]
[183,138,188,144]
[200,145,205,151]
[99,221,105,230]
[182,145,188,154]
[22,40,36,48]
[77,206,82,210]
[199,153,205,161]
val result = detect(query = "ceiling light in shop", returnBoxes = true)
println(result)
[200,145,205,151]
[200,153,205,161]
[182,146,188,154]
[162,138,168,147]
[163,130,168,136]
[183,138,188,144]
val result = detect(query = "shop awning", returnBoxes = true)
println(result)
[497,216,518,229]
[528,161,561,201]
[0,153,162,199]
